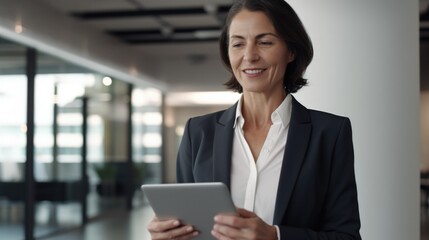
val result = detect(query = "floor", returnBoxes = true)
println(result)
[3,202,429,239]
[46,205,429,240]
[42,206,154,240]
[0,194,131,240]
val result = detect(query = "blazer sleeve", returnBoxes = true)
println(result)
[176,118,195,183]
[279,118,361,240]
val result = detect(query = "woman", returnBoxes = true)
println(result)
[148,0,361,239]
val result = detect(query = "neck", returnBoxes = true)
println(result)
[241,91,287,127]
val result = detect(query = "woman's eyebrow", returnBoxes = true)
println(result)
[256,33,279,39]
[229,33,279,40]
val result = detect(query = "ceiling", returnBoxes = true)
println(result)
[38,0,429,52]
[0,0,236,91]
[39,0,233,59]
[1,0,428,92]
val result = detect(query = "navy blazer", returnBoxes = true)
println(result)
[176,96,361,240]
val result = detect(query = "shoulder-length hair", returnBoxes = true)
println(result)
[220,0,314,93]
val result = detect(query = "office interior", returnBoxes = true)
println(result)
[0,0,425,239]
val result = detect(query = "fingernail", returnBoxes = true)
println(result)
[214,216,219,221]
[186,227,193,232]
[173,221,180,226]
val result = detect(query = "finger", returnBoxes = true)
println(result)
[175,231,199,240]
[152,233,197,240]
[153,231,198,240]
[212,229,232,240]
[236,208,257,218]
[148,218,180,232]
[214,215,248,228]
[212,223,242,239]
[151,225,198,240]
[174,233,198,240]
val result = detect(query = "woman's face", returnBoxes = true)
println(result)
[228,10,294,95]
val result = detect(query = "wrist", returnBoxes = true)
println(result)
[272,225,280,240]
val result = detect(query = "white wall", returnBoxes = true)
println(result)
[288,0,420,239]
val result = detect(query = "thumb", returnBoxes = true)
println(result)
[237,208,257,218]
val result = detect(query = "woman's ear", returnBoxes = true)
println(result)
[288,51,296,63]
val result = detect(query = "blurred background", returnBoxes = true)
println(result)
[0,0,426,239]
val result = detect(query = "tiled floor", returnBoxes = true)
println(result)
[42,206,154,240]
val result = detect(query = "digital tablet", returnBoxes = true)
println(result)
[141,182,236,240]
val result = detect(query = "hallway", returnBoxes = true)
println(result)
[42,206,154,240]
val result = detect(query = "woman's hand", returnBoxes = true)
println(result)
[211,208,278,240]
[147,216,199,240]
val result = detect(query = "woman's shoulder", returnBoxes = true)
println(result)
[190,109,228,122]
[187,104,237,127]
[306,108,352,137]
[292,97,350,125]
[183,106,235,138]
[308,108,349,122]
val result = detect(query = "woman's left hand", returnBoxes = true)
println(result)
[211,208,278,240]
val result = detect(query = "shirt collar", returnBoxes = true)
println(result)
[233,96,244,129]
[233,94,292,129]
[272,94,292,128]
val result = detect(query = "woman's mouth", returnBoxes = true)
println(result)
[243,68,266,76]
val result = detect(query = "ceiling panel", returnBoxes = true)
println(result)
[86,17,161,31]
[162,15,220,28]
[136,0,233,8]
[35,0,232,64]
[54,0,231,47]
[40,0,136,12]
[137,42,220,58]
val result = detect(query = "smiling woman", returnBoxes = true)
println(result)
[227,10,294,97]
[220,0,313,95]
[147,1,361,240]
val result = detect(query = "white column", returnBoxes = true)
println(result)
[290,0,420,239]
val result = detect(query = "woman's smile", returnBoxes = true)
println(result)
[242,68,266,77]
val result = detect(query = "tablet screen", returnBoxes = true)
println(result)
[142,182,236,240]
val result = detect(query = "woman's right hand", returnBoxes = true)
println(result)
[148,217,199,240]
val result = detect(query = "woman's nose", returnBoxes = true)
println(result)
[243,45,259,62]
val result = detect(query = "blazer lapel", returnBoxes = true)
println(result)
[273,97,312,224]
[213,103,237,189]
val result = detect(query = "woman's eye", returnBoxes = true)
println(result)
[231,43,244,48]
[259,41,273,46]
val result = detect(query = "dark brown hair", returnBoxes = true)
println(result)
[220,0,313,93]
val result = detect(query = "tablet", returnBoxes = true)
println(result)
[141,182,236,240]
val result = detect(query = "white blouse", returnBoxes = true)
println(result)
[230,94,292,225]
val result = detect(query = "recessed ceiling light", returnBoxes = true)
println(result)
[102,76,112,86]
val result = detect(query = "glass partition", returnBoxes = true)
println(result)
[34,52,94,237]
[0,38,27,240]
[132,87,163,206]
[0,36,164,239]
[33,51,138,235]
[86,77,129,217]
